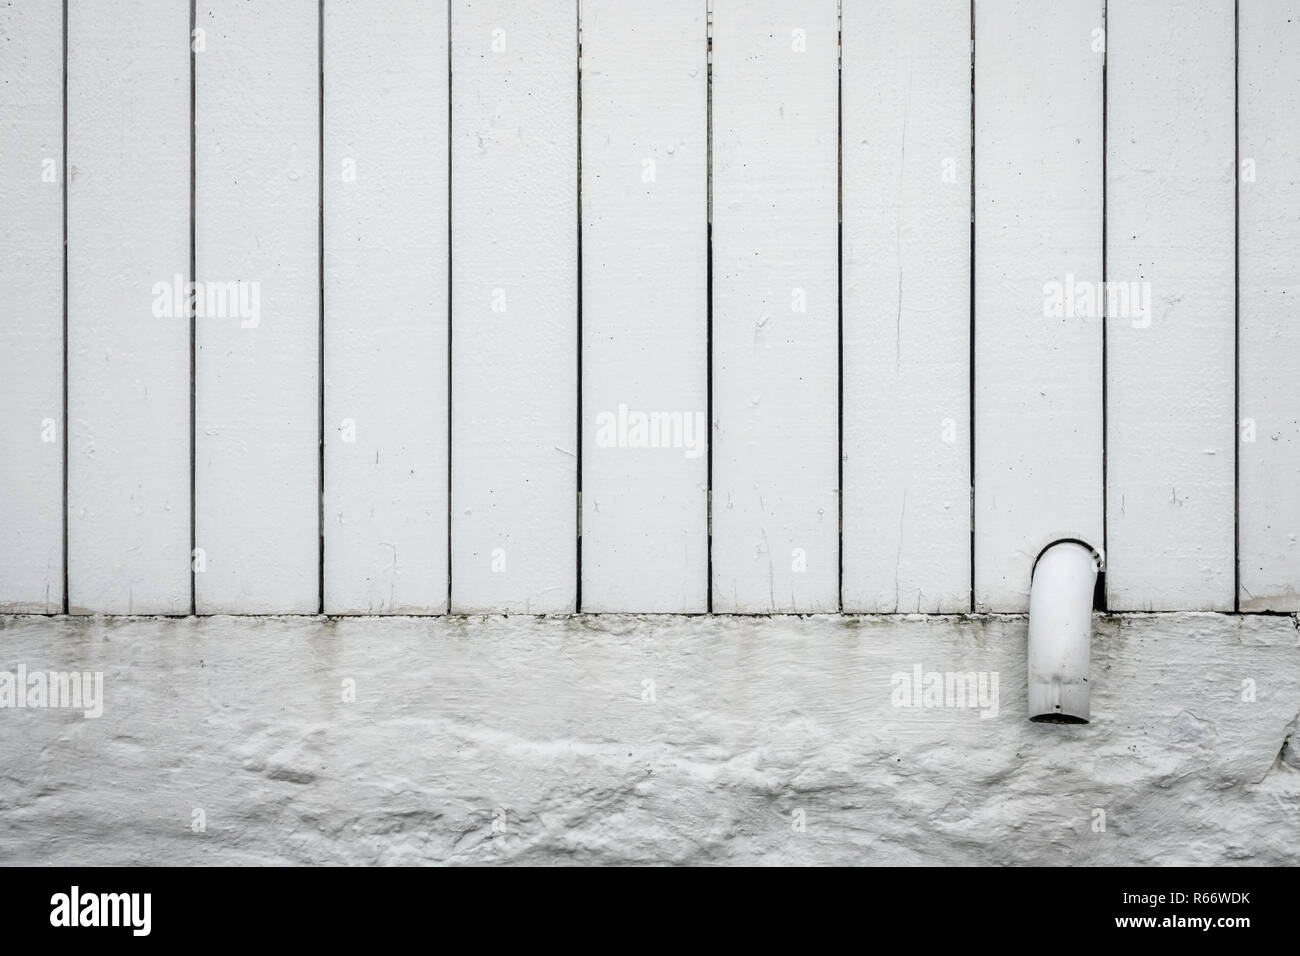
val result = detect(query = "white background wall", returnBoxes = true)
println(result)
[1,0,1297,615]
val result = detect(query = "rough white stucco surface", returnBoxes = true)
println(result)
[0,613,1297,866]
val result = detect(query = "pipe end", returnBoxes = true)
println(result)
[1028,677,1091,724]
[1029,712,1089,725]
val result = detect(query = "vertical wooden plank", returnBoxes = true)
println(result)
[580,0,707,612]
[195,0,319,613]
[0,1,63,613]
[323,0,449,614]
[1107,0,1235,611]
[842,0,970,613]
[1239,0,1300,611]
[451,0,577,613]
[973,0,1104,612]
[711,0,839,613]
[66,0,190,614]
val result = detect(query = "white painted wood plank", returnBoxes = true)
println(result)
[711,0,839,613]
[973,0,1104,612]
[842,0,970,613]
[1239,0,1300,612]
[66,0,191,615]
[579,0,707,613]
[195,0,320,614]
[1106,0,1235,611]
[450,0,577,613]
[323,0,449,615]
[0,1,63,613]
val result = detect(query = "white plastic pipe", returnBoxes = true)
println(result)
[1027,540,1098,723]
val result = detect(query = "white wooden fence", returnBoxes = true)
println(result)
[1,0,1296,615]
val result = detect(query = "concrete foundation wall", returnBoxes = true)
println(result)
[1,613,1297,865]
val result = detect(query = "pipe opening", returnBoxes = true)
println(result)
[1030,713,1089,725]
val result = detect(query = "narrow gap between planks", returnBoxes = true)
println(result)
[1100,0,1109,610]
[575,0,584,613]
[446,0,455,614]
[61,0,69,615]
[317,1,326,615]
[705,0,714,614]
[1232,0,1241,613]
[189,0,197,616]
[836,0,845,613]
[967,0,976,613]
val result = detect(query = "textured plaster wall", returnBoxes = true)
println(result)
[0,612,1297,866]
